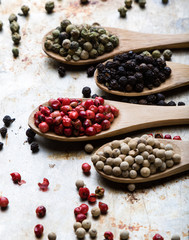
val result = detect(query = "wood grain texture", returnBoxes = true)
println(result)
[28,99,189,142]
[42,27,189,66]
[95,61,189,96]
[93,139,189,183]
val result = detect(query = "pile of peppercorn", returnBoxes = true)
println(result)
[96,51,172,93]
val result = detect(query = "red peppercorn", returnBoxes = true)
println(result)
[96,97,104,105]
[93,123,102,133]
[85,126,96,136]
[79,187,90,200]
[86,110,95,119]
[110,106,119,117]
[94,98,101,107]
[38,122,49,133]
[0,196,9,208]
[40,106,51,116]
[173,136,182,140]
[70,101,78,108]
[51,100,61,110]
[38,178,49,192]
[83,119,92,128]
[36,206,46,218]
[104,231,114,240]
[99,202,108,214]
[82,163,91,173]
[10,172,21,183]
[104,105,111,113]
[84,99,94,109]
[75,105,85,113]
[53,116,63,125]
[68,111,79,120]
[101,120,111,130]
[88,193,97,203]
[60,105,72,114]
[105,113,114,123]
[80,204,89,214]
[98,105,105,113]
[79,126,85,136]
[164,134,172,139]
[74,206,81,215]
[62,116,72,127]
[64,128,72,137]
[54,124,64,135]
[148,133,153,136]
[73,129,80,136]
[45,116,53,125]
[62,98,71,106]
[89,105,98,113]
[76,213,87,222]
[34,224,44,238]
[51,110,61,119]
[95,113,105,123]
[153,233,164,240]
[155,133,163,138]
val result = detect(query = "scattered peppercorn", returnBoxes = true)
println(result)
[45,1,55,13]
[0,127,7,138]
[162,0,168,3]
[48,232,57,240]
[26,128,36,138]
[0,196,9,208]
[3,115,15,127]
[163,49,172,61]
[118,7,127,18]
[9,14,17,23]
[139,0,146,7]
[36,206,46,218]
[82,86,91,98]
[10,21,20,33]
[34,224,44,238]
[125,0,132,8]
[12,47,19,58]
[21,5,30,16]
[87,66,96,77]
[152,50,161,59]
[178,101,185,106]
[0,20,3,31]
[95,186,105,197]
[155,133,163,138]
[0,142,3,150]
[84,143,94,153]
[167,100,176,106]
[31,142,39,153]
[80,0,89,4]
[91,94,99,98]
[58,66,66,77]
[12,32,21,45]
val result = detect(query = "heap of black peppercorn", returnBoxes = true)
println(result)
[82,87,91,98]
[0,127,7,138]
[31,142,39,153]
[58,66,66,77]
[96,51,172,93]
[3,115,15,127]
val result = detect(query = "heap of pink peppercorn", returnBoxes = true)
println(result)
[34,97,119,137]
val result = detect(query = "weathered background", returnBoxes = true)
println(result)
[0,0,189,239]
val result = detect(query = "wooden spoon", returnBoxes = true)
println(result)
[42,27,189,66]
[94,61,189,97]
[28,99,189,142]
[93,139,189,184]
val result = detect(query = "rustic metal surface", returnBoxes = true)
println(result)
[0,0,189,239]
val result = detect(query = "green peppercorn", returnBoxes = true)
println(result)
[70,41,79,51]
[59,48,67,56]
[21,5,30,16]
[10,21,20,33]
[75,47,82,56]
[162,0,168,3]
[65,54,72,61]
[60,19,71,31]
[66,24,76,34]
[152,50,161,59]
[46,34,54,41]
[81,50,89,60]
[62,39,71,49]
[118,7,127,18]
[141,51,151,57]
[163,49,172,61]
[99,34,109,44]
[83,42,93,52]
[89,32,99,42]
[68,49,75,56]
[89,49,98,59]
[9,14,17,23]
[54,38,60,44]
[139,0,146,8]
[81,28,90,40]
[71,29,80,40]
[52,43,61,53]
[45,40,53,50]
[72,55,80,61]
[98,28,106,35]
[12,47,19,58]
[109,35,119,47]
[0,20,3,31]
[93,41,99,49]
[45,1,55,14]
[105,42,114,52]
[52,29,60,38]
[12,32,21,45]
[78,37,85,46]
[97,43,105,55]
[125,0,133,8]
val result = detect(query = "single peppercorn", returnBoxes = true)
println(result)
[167,101,176,106]
[118,7,127,18]
[27,137,34,144]
[0,20,3,31]
[82,87,91,98]
[58,66,66,77]
[3,115,15,127]
[10,21,20,33]
[91,94,99,98]
[162,0,168,3]
[21,5,30,16]
[0,142,3,150]
[45,1,55,13]
[9,14,17,23]
[178,102,185,106]
[80,0,89,4]
[163,49,172,61]
[125,0,132,8]
[12,32,21,45]
[87,66,96,77]
[48,232,57,240]
[152,50,161,59]
[0,127,7,138]
[139,0,146,8]
[31,142,39,153]
[12,48,19,58]
[26,128,36,138]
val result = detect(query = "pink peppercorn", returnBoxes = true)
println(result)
[173,136,182,140]
[88,193,97,203]
[38,122,49,133]
[80,204,89,214]
[99,202,108,214]
[79,187,90,200]
[34,224,44,238]
[104,231,114,240]
[36,206,46,218]
[0,196,9,208]
[164,134,172,139]
[76,213,87,222]
[10,172,21,183]
[38,178,49,192]
[82,163,91,173]
[153,233,164,240]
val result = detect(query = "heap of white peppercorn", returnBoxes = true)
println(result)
[92,135,181,179]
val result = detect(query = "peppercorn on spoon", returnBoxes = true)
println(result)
[28,99,189,142]
[42,27,189,66]
[93,139,189,184]
[95,61,189,97]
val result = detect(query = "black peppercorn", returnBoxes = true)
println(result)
[146,94,156,103]
[139,63,148,73]
[31,142,39,153]
[178,102,185,106]
[58,66,66,77]
[129,98,138,104]
[110,79,120,89]
[167,101,176,106]
[118,66,126,76]
[127,76,137,86]
[153,79,161,87]
[163,66,172,77]
[28,137,34,144]
[0,142,3,150]
[3,115,15,127]
[96,63,105,71]
[87,66,96,77]
[91,94,99,98]
[0,127,7,138]
[138,99,147,105]
[59,32,69,44]
[156,93,165,101]
[135,83,144,92]
[157,100,167,106]
[26,128,36,139]
[121,97,129,102]
[125,84,133,92]
[82,86,91,98]
[119,76,128,86]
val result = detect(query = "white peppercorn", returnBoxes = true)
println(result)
[82,219,91,230]
[173,154,181,164]
[113,157,122,166]
[141,151,149,159]
[141,134,148,139]
[137,138,147,145]
[166,160,174,168]
[91,155,100,164]
[106,157,114,166]
[153,148,159,156]
[123,137,131,143]
[119,154,126,160]
[160,143,165,149]
[154,158,163,168]
[146,137,155,146]
[148,154,155,163]
[111,140,120,149]
[128,140,137,149]
[156,149,165,158]
[135,155,144,164]
[89,229,97,238]
[96,161,104,170]
[125,156,134,165]
[76,228,86,239]
[154,140,160,148]
[103,146,113,157]
[140,167,150,177]
[48,232,57,240]
[129,170,137,178]
[84,143,94,153]
[91,207,100,217]
[112,148,121,157]
[142,160,150,167]
[132,163,140,171]
[113,166,122,176]
[138,143,146,152]
[74,222,82,231]
[121,144,130,154]
[120,230,130,239]
[122,170,129,178]
[75,179,85,189]
[165,144,173,151]
[145,145,153,154]
[165,150,173,159]
[129,149,138,157]
[120,161,129,171]
[103,165,112,175]
[149,164,156,174]
[171,234,180,240]
[160,162,166,172]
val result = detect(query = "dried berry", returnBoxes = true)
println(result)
[10,172,21,183]
[12,48,19,58]
[0,142,3,150]
[34,224,44,238]
[36,206,46,218]
[45,1,55,13]
[80,203,89,214]
[95,186,105,198]
[79,187,90,200]
[82,87,91,98]
[48,232,57,240]
[76,213,87,222]
[178,102,185,106]
[87,66,96,77]
[104,231,114,240]
[173,136,181,140]
[38,178,49,191]
[99,201,108,214]
[0,20,3,31]
[167,101,176,106]
[58,66,66,77]
[31,142,39,153]
[82,163,91,173]
[153,233,164,240]
[26,128,36,138]
[0,127,7,138]
[0,196,9,208]
[88,193,97,203]
[3,115,15,127]
[155,133,163,139]
[21,5,30,16]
